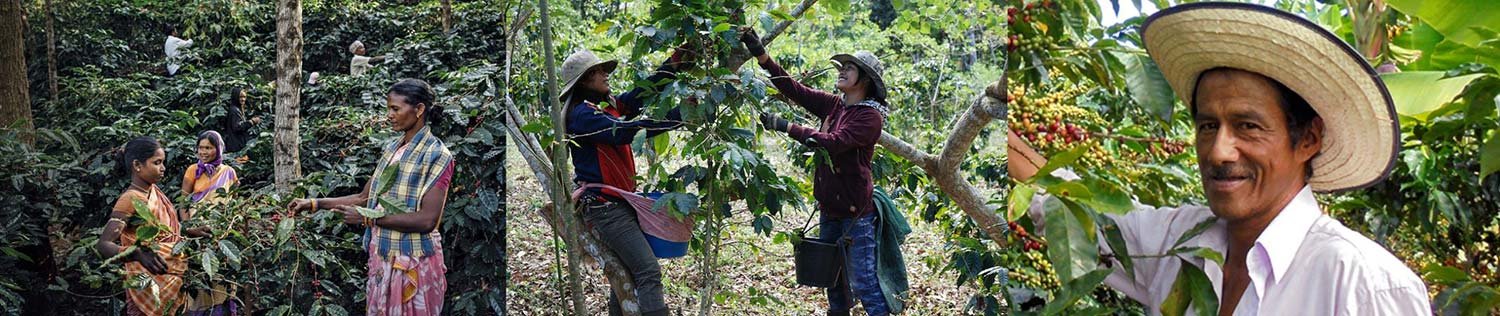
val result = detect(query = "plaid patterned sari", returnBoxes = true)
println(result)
[362,126,453,316]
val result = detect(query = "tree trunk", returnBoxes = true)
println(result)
[505,50,645,316]
[0,0,32,144]
[44,0,56,99]
[273,0,303,193]
[695,163,724,316]
[697,218,718,316]
[441,0,452,33]
[877,91,1012,246]
[535,0,600,315]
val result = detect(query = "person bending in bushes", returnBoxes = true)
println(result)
[164,25,192,77]
[350,40,387,77]
[97,136,212,315]
[741,29,901,316]
[287,79,454,316]
[561,43,696,316]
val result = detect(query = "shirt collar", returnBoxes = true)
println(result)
[1247,185,1321,293]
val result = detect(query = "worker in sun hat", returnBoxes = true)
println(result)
[740,28,908,316]
[1006,2,1428,315]
[562,43,696,316]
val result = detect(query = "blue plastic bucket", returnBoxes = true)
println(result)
[644,233,688,258]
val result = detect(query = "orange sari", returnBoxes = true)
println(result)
[113,185,188,316]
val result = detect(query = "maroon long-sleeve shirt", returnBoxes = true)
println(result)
[759,58,886,218]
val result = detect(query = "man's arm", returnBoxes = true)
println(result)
[1014,128,1219,305]
[1007,129,1048,182]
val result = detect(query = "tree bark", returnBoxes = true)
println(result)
[877,92,1012,246]
[273,0,304,193]
[535,0,603,315]
[0,0,33,144]
[441,0,452,33]
[44,0,57,99]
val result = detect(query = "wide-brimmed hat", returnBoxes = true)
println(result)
[830,51,888,102]
[559,50,618,102]
[1142,2,1398,193]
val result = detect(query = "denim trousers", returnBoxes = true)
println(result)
[821,212,887,316]
[581,197,670,316]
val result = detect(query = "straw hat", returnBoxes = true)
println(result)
[830,51,888,102]
[558,50,618,102]
[1142,2,1398,193]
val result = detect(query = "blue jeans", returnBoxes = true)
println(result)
[821,212,887,316]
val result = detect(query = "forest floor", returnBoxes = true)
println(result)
[505,138,977,315]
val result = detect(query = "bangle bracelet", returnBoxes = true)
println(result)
[311,199,318,211]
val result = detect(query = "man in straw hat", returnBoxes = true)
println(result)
[740,29,901,316]
[562,44,694,316]
[1007,3,1429,315]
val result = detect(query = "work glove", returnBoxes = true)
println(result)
[740,28,766,57]
[759,112,790,133]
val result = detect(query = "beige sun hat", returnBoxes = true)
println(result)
[558,50,618,102]
[1142,2,1399,193]
[830,51,888,102]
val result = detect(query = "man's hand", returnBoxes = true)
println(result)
[759,112,790,133]
[250,116,263,125]
[1007,128,1047,182]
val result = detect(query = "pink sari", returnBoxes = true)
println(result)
[365,234,447,316]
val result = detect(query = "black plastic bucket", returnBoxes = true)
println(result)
[793,235,842,288]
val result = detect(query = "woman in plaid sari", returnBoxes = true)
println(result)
[287,79,453,316]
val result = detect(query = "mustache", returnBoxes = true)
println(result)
[1204,163,1255,180]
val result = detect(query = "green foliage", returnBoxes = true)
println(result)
[1384,71,1489,122]
[5,0,505,314]
[1326,4,1500,314]
[1384,0,1500,48]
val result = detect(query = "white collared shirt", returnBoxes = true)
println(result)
[1030,170,1431,315]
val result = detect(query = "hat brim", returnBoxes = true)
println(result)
[831,55,888,101]
[560,60,619,101]
[1143,3,1398,193]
